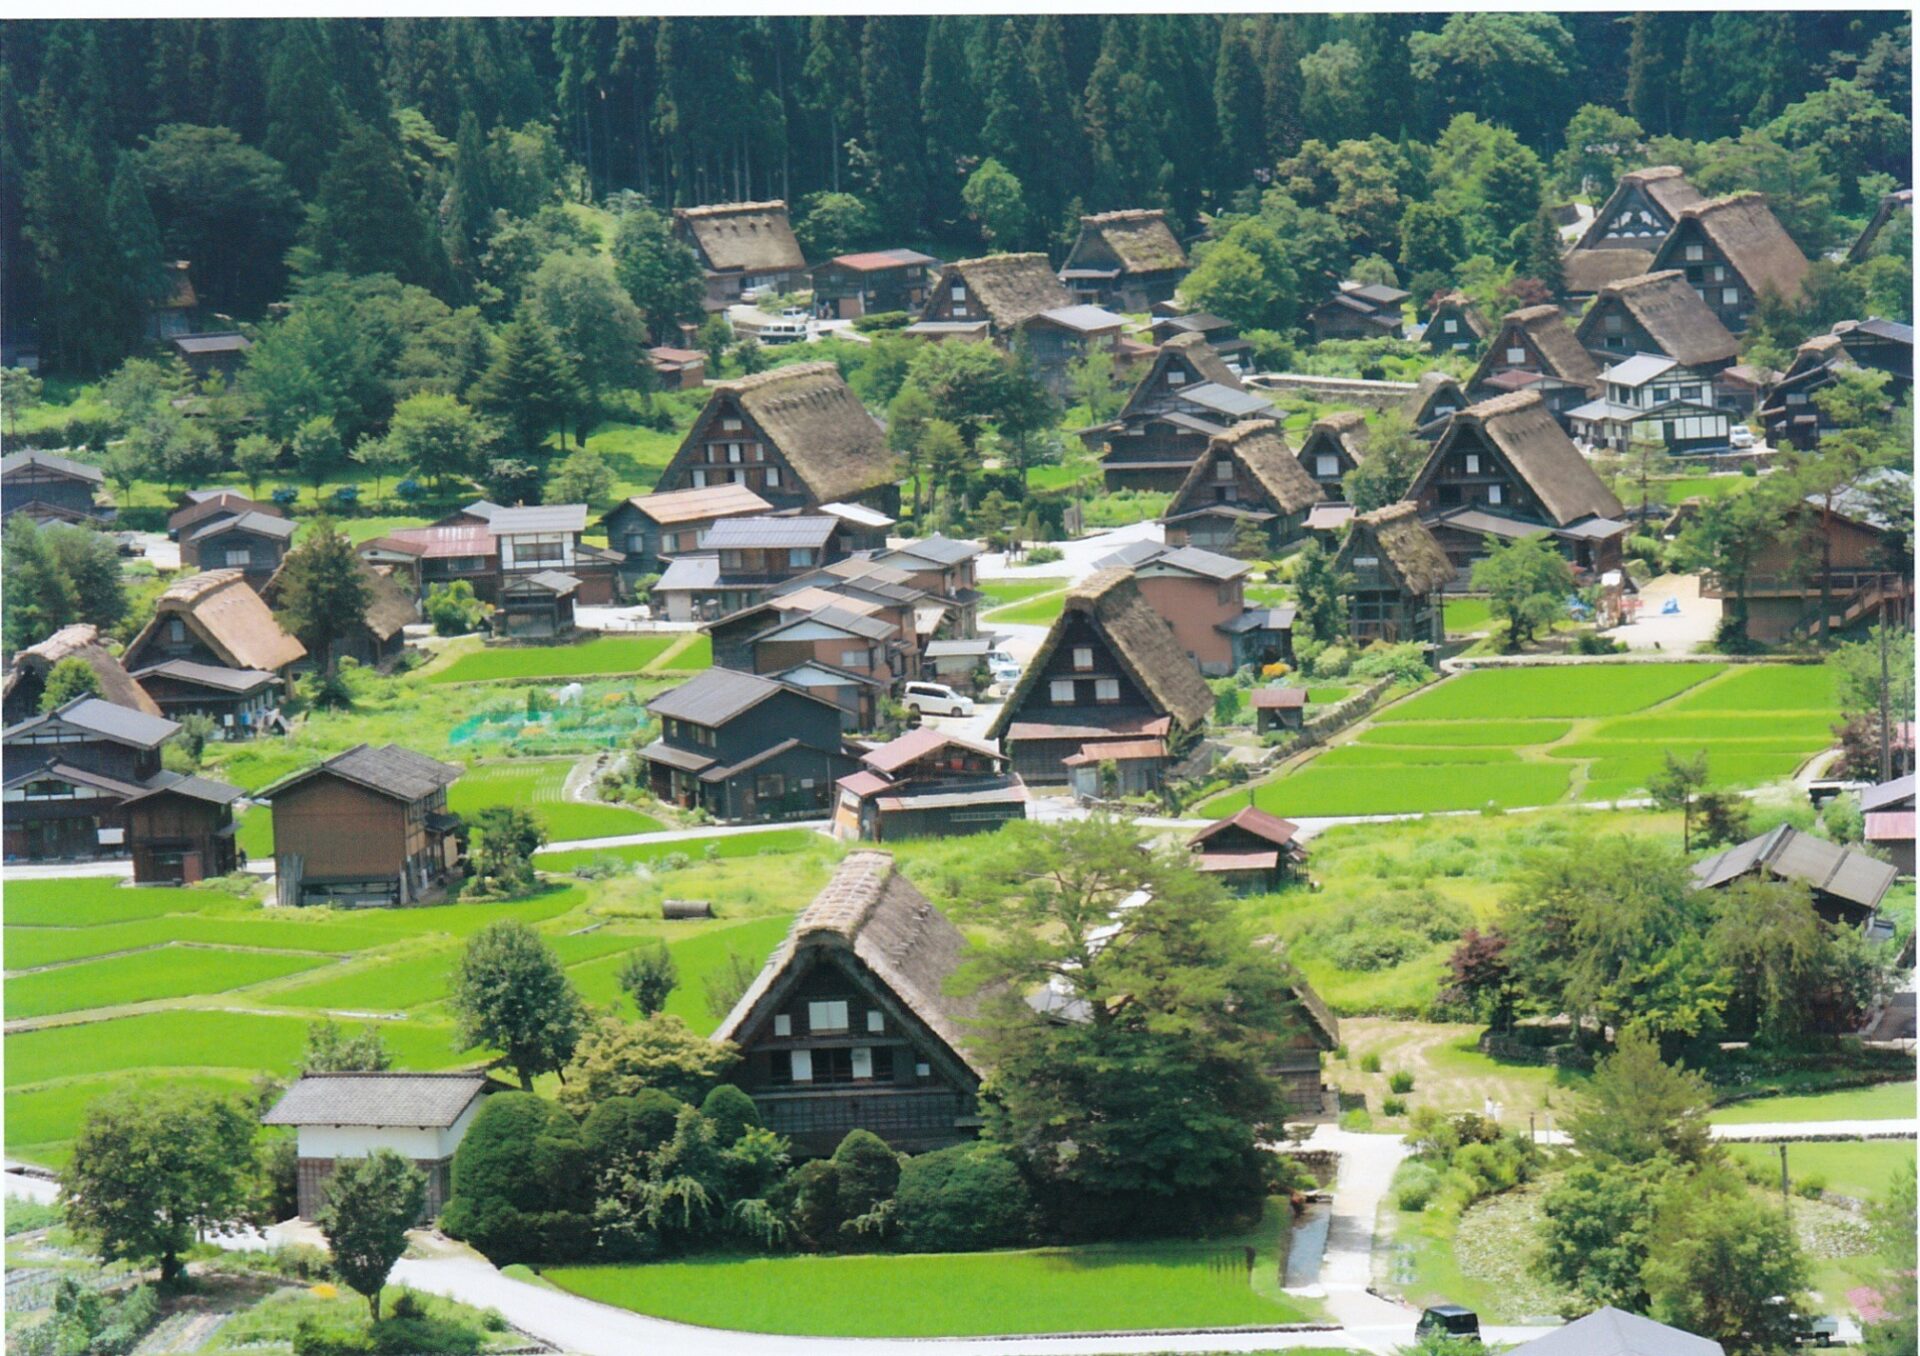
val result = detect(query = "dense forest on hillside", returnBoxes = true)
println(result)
[1,13,1909,380]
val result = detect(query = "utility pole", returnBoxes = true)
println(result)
[1780,1142,1791,1217]
[1878,622,1893,783]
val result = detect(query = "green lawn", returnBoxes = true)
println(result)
[979,577,1071,608]
[984,588,1072,626]
[425,635,687,684]
[548,1212,1307,1336]
[568,914,796,1033]
[5,946,332,1019]
[1443,597,1492,634]
[1725,1140,1916,1203]
[1208,664,1837,819]
[448,762,666,841]
[1711,1081,1915,1124]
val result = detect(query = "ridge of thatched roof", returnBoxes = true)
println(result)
[1579,270,1738,369]
[1341,501,1454,595]
[1428,292,1488,337]
[711,852,985,1079]
[2,623,161,718]
[1170,420,1319,518]
[987,569,1214,740]
[935,253,1074,330]
[709,363,896,503]
[1117,332,1243,422]
[1403,372,1467,427]
[1659,192,1809,302]
[1479,306,1600,389]
[673,200,805,274]
[1562,247,1658,296]
[1306,409,1371,462]
[1447,391,1624,526]
[129,570,306,673]
[1574,165,1705,253]
[1071,209,1189,275]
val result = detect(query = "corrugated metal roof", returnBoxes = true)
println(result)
[655,554,721,590]
[1691,823,1897,912]
[883,535,982,567]
[1183,383,1274,418]
[488,504,588,535]
[6,696,179,749]
[1032,304,1128,332]
[132,660,279,693]
[1250,688,1307,708]
[700,516,839,550]
[1,450,105,483]
[260,743,461,804]
[623,483,771,525]
[264,1073,492,1128]
[123,771,244,807]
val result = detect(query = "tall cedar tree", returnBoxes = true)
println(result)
[103,152,170,357]
[800,17,861,192]
[316,1150,426,1320]
[859,19,928,236]
[303,119,441,289]
[1212,21,1266,205]
[24,99,121,374]
[471,305,581,456]
[447,110,497,277]
[919,16,982,233]
[274,518,371,676]
[263,19,346,196]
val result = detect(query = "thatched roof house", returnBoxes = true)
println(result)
[1161,420,1321,555]
[1575,270,1738,370]
[711,850,986,1151]
[1060,209,1190,310]
[656,362,898,515]
[1401,372,1468,436]
[1424,291,1488,352]
[1474,305,1602,389]
[1,623,162,725]
[1562,165,1706,298]
[675,200,805,272]
[1419,390,1624,528]
[263,556,418,670]
[913,253,1074,337]
[1652,193,1809,331]
[1336,501,1454,646]
[1343,502,1455,594]
[1296,410,1372,497]
[123,570,307,677]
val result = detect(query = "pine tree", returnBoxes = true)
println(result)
[1213,20,1265,205]
[263,20,344,196]
[470,305,581,456]
[104,151,169,356]
[800,17,860,192]
[1258,17,1307,163]
[23,92,120,374]
[858,18,928,236]
[446,110,496,279]
[302,120,439,288]
[920,16,983,233]
[981,19,1037,185]
[1519,206,1565,296]
[1025,16,1085,224]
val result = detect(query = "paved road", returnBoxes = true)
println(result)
[532,819,833,857]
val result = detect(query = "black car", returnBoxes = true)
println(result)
[1417,1304,1483,1344]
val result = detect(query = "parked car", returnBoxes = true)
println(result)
[1416,1305,1482,1344]
[987,650,1021,685]
[902,681,974,718]
[1730,425,1757,449]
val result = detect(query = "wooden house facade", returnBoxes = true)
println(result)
[1407,390,1630,587]
[1094,540,1249,677]
[1759,320,1914,450]
[1097,333,1274,493]
[179,511,296,584]
[672,201,808,309]
[131,660,283,739]
[1,697,178,862]
[906,253,1073,345]
[1146,311,1253,374]
[122,571,307,684]
[1188,805,1307,894]
[1059,209,1190,311]
[1423,293,1487,355]
[832,728,1026,842]
[985,569,1213,786]
[122,775,242,883]
[1017,305,1128,397]
[640,668,858,822]
[1573,269,1739,374]
[810,249,939,320]
[259,744,465,908]
[653,515,848,624]
[1560,165,1705,300]
[1650,193,1809,335]
[1160,421,1321,556]
[653,363,899,517]
[1402,372,1468,439]
[1335,502,1453,646]
[1,450,108,522]
[711,852,986,1153]
[1468,306,1601,426]
[1308,282,1408,342]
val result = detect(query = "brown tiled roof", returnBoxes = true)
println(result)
[1341,501,1455,595]
[986,569,1213,740]
[710,363,896,504]
[128,570,306,673]
[1658,193,1809,301]
[1450,391,1624,526]
[621,483,771,527]
[673,200,805,274]
[711,852,985,1078]
[259,742,462,804]
[933,254,1074,330]
[3,623,161,717]
[1577,270,1738,369]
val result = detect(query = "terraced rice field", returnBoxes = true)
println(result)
[983,579,1073,626]
[448,761,667,840]
[425,633,707,684]
[1205,663,1839,818]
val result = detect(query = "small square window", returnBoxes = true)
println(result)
[1464,454,1479,474]
[1095,678,1120,703]
[1487,485,1503,506]
[790,1050,813,1082]
[1722,287,1739,306]
[1443,319,1458,333]
[1049,678,1076,704]
[1072,647,1093,670]
[808,999,849,1032]
[766,467,781,487]
[722,418,742,432]
[950,285,965,301]
[1685,244,1704,262]
[915,1062,931,1078]
[773,1013,792,1037]
[1316,455,1339,477]
[867,1010,884,1033]
[1506,347,1526,364]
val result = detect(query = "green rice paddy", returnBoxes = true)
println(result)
[979,577,1071,609]
[5,946,332,1020]
[1206,663,1839,818]
[983,585,1073,626]
[448,761,667,840]
[425,634,703,685]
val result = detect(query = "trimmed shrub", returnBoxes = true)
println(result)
[1382,1096,1408,1116]
[1359,1052,1382,1073]
[1394,1163,1440,1212]
[1388,1071,1416,1094]
[441,1093,593,1262]
[698,1084,762,1144]
[895,1144,1035,1252]
[580,1090,687,1179]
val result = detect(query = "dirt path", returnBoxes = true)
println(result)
[1332,1020,1577,1132]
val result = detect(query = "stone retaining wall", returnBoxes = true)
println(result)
[1441,652,1824,675]
[1248,373,1417,409]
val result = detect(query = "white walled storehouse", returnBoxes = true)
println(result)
[263,1071,498,1220]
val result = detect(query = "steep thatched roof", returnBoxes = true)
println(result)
[1447,391,1624,526]
[262,555,417,643]
[673,200,805,273]
[1169,420,1320,518]
[1480,306,1601,389]
[1305,410,1370,462]
[934,254,1074,330]
[1562,247,1657,296]
[1427,291,1488,337]
[987,569,1214,740]
[1116,332,1243,422]
[1574,165,1705,252]
[1577,270,1738,369]
[1658,192,1809,301]
[1402,371,1467,428]
[127,570,306,673]
[2,623,161,717]
[1069,209,1190,275]
[711,852,985,1080]
[709,363,896,503]
[1341,501,1455,595]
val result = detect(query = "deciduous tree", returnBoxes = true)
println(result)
[273,518,370,678]
[316,1150,426,1320]
[451,922,586,1091]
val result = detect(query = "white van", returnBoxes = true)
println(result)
[902,681,974,717]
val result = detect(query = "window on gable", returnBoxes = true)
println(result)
[1506,346,1526,364]
[766,467,781,488]
[1722,288,1739,306]
[1443,319,1458,333]
[1214,459,1234,481]
[1072,646,1093,670]
[1464,454,1480,474]
[1487,485,1503,506]
[788,1049,813,1082]
[1685,244,1704,262]
[773,1013,792,1037]
[808,999,849,1032]
[1094,678,1120,703]
[1316,455,1339,477]
[1049,678,1076,704]
[167,619,186,643]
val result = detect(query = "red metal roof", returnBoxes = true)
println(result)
[861,725,1001,774]
[383,523,496,559]
[836,770,892,798]
[1190,805,1301,849]
[1865,810,1915,843]
[1061,738,1167,765]
[1250,688,1307,708]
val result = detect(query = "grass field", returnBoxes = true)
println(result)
[547,1202,1307,1336]
[1725,1140,1916,1203]
[0,852,824,1164]
[984,585,1072,626]
[979,577,1071,609]
[1711,1081,1915,1124]
[1443,597,1492,634]
[1206,663,1838,819]
[425,635,693,684]
[448,762,666,840]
